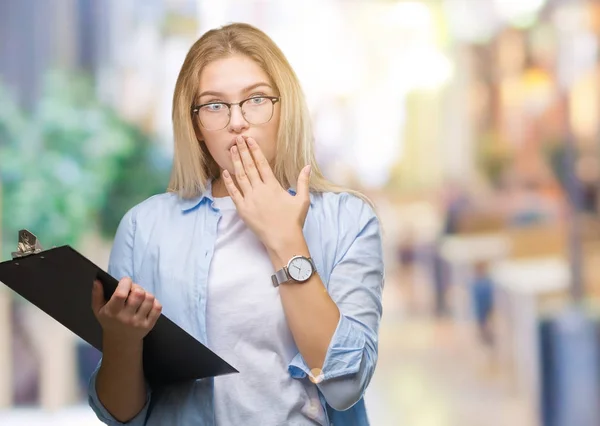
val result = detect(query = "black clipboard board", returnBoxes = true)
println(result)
[0,236,238,386]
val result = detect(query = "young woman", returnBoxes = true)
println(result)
[88,22,384,426]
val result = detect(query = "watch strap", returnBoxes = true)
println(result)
[271,266,290,287]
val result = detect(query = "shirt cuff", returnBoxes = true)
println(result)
[288,313,365,382]
[88,362,152,426]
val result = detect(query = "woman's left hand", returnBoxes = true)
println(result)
[223,135,311,251]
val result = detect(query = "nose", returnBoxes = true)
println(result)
[228,104,249,133]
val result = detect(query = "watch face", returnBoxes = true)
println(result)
[288,257,313,282]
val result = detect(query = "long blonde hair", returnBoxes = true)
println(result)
[168,22,372,207]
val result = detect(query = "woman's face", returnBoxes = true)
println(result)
[195,54,280,175]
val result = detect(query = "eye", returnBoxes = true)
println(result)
[203,103,226,112]
[248,96,266,105]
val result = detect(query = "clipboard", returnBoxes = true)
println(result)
[0,230,238,386]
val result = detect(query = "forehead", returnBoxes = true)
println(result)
[199,54,272,96]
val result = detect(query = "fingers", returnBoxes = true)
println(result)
[296,164,311,202]
[134,289,155,319]
[145,298,163,326]
[223,169,244,205]
[246,137,275,182]
[104,277,133,316]
[93,276,162,339]
[236,135,262,185]
[123,284,146,317]
[91,280,105,316]
[230,142,253,195]
[101,278,159,322]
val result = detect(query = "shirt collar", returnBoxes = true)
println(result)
[179,179,214,212]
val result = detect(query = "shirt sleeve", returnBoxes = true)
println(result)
[88,360,152,426]
[288,194,385,411]
[87,207,153,425]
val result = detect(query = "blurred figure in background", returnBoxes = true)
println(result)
[508,178,557,227]
[470,261,495,347]
[396,228,419,313]
[430,182,472,318]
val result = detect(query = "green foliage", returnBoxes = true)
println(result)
[97,128,171,240]
[0,71,170,260]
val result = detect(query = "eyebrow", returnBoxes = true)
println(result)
[198,82,273,99]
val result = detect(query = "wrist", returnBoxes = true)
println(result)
[266,229,309,270]
[102,332,144,355]
[264,227,304,251]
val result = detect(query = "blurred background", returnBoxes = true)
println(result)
[2,0,600,425]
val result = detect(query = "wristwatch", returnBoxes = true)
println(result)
[271,255,316,287]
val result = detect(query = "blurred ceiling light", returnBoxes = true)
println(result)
[493,0,547,28]
[443,0,501,43]
[391,47,454,91]
[383,1,432,31]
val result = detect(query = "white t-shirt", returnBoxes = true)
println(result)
[206,196,326,426]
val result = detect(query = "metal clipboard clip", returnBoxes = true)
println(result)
[11,229,44,259]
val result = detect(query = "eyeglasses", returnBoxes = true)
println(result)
[191,96,280,131]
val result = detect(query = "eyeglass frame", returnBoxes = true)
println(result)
[191,95,281,130]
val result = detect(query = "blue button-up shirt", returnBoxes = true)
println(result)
[88,182,384,425]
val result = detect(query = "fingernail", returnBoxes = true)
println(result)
[223,170,230,178]
[231,146,238,154]
[246,137,255,146]
[237,136,244,143]
[305,165,311,176]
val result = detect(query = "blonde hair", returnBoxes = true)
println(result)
[168,22,373,207]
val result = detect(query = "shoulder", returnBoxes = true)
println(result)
[310,191,383,273]
[112,192,191,263]
[309,191,382,262]
[310,191,379,230]
[123,192,182,224]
